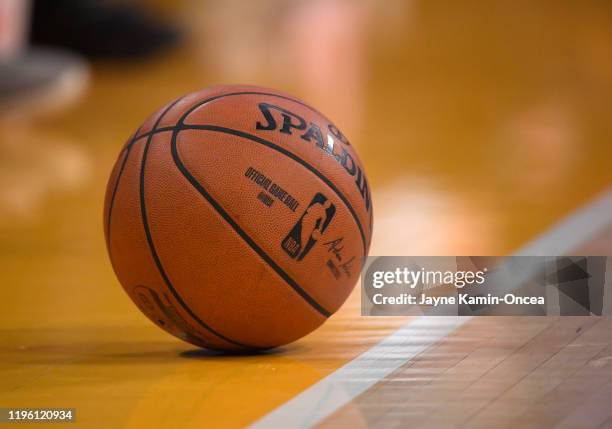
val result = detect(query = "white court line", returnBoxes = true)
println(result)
[516,188,612,256]
[249,187,612,429]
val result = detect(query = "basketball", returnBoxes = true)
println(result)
[103,85,373,351]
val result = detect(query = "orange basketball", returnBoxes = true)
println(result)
[103,85,373,351]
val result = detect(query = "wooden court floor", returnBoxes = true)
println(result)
[1,1,612,428]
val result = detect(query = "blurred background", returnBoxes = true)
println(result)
[1,0,612,337]
[2,2,612,427]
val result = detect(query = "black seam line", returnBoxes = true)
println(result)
[139,99,257,350]
[180,124,368,255]
[106,146,130,249]
[182,91,328,120]
[106,126,142,251]
[132,126,175,143]
[170,128,333,318]
[131,91,326,143]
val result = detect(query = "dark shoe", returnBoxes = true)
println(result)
[30,0,182,59]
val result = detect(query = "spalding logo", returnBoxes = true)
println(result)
[255,102,371,214]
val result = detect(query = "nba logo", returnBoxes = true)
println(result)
[282,193,336,261]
